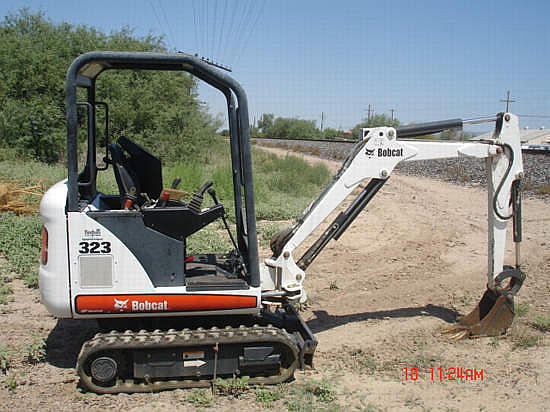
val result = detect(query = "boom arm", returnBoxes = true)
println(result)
[260,113,523,302]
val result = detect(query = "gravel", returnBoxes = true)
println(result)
[253,138,550,200]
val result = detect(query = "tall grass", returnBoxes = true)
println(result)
[0,140,332,288]
[164,145,332,221]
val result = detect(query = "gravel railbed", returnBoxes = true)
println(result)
[253,138,550,200]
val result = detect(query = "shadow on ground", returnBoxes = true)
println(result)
[44,305,458,367]
[46,319,99,368]
[307,304,458,334]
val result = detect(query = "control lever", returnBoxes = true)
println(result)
[188,181,213,213]
[207,187,220,205]
[207,188,246,275]
[156,177,183,208]
[171,177,181,190]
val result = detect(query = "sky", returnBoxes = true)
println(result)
[2,0,550,132]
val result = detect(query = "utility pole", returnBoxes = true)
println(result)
[389,109,395,122]
[365,104,374,122]
[500,90,516,112]
[321,112,325,132]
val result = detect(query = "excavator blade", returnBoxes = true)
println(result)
[442,289,515,341]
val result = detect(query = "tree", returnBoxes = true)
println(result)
[351,114,400,139]
[322,127,344,140]
[0,9,218,162]
[257,113,274,135]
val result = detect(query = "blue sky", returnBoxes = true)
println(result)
[2,0,549,131]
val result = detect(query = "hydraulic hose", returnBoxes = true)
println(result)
[492,143,515,221]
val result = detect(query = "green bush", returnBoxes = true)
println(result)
[0,9,219,163]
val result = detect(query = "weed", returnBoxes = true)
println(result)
[535,184,550,196]
[405,395,424,408]
[0,283,13,305]
[349,349,377,373]
[459,291,471,306]
[511,329,540,350]
[0,345,10,373]
[214,376,250,398]
[531,314,550,332]
[490,336,500,348]
[186,389,213,408]
[359,356,378,372]
[23,334,46,363]
[254,387,282,407]
[258,222,284,247]
[515,302,530,317]
[361,403,382,412]
[519,179,535,192]
[284,379,339,411]
[413,352,441,370]
[0,212,42,288]
[329,280,339,291]
[2,373,17,393]
[302,379,336,403]
[186,226,233,255]
[445,164,470,183]
[284,397,306,412]
[294,299,312,313]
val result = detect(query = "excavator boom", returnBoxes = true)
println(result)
[262,112,524,338]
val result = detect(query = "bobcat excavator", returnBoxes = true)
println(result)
[39,51,525,393]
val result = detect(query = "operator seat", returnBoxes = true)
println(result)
[108,143,141,209]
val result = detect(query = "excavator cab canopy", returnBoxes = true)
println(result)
[64,51,260,287]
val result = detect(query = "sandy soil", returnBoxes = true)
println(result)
[0,147,549,411]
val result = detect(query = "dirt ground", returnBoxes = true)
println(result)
[1,148,549,411]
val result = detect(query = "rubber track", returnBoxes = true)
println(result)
[77,324,299,394]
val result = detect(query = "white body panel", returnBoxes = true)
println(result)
[39,180,71,317]
[40,190,261,318]
[67,211,154,295]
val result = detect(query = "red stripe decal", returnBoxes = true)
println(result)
[75,294,257,314]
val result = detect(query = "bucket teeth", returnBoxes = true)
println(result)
[448,329,471,341]
[442,289,515,340]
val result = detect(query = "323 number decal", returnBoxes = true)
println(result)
[79,241,111,254]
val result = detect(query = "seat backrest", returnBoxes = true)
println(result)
[108,143,140,208]
[118,136,163,200]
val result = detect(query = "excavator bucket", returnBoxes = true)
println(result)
[442,289,515,340]
[442,268,525,341]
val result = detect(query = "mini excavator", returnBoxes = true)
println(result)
[39,52,525,393]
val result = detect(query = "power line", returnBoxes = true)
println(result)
[231,0,255,66]
[205,0,209,58]
[160,0,176,49]
[148,1,164,44]
[212,0,219,60]
[518,114,550,118]
[192,0,198,53]
[224,0,241,65]
[216,0,227,61]
[234,0,267,67]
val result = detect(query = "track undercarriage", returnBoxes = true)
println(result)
[77,305,316,394]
